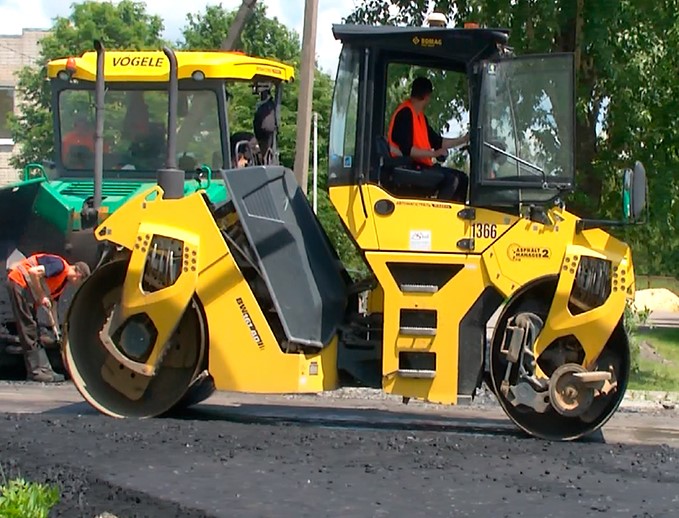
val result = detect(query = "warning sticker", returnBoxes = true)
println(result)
[409,230,432,251]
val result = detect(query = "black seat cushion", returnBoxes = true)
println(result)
[391,166,444,190]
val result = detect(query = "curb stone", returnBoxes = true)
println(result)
[281,386,679,410]
[623,389,679,410]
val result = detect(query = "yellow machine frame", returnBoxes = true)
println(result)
[62,24,647,442]
[47,50,295,83]
[329,184,634,404]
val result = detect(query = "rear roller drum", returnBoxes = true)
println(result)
[63,259,209,418]
[489,297,630,441]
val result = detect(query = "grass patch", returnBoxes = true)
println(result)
[629,327,679,392]
[0,474,59,518]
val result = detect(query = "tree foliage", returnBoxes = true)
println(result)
[8,0,165,169]
[345,0,679,277]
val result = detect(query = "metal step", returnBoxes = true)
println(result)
[400,283,439,294]
[397,368,436,379]
[399,326,436,337]
[341,337,382,349]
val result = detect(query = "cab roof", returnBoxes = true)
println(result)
[47,50,295,83]
[332,24,509,70]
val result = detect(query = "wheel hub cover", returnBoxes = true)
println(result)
[549,363,595,417]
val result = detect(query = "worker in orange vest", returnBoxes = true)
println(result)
[387,76,469,202]
[6,254,90,382]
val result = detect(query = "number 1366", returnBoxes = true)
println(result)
[472,223,497,239]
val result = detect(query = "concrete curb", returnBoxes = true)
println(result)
[623,390,679,405]
[621,389,679,410]
[625,389,679,402]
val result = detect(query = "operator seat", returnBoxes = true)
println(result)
[374,135,445,198]
[229,131,259,168]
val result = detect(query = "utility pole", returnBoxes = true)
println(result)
[312,111,318,213]
[293,0,319,194]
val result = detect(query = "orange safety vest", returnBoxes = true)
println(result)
[387,99,435,167]
[62,129,95,155]
[62,131,111,157]
[7,254,70,300]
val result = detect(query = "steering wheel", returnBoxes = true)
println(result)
[434,142,472,163]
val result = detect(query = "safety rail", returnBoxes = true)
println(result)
[22,163,48,182]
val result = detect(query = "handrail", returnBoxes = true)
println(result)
[196,164,213,190]
[22,163,48,182]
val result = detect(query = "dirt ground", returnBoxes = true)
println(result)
[1,403,678,517]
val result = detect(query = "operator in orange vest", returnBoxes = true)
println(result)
[62,116,95,161]
[387,76,469,202]
[62,115,110,168]
[6,254,90,382]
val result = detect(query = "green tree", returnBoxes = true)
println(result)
[345,0,679,277]
[182,4,299,63]
[9,0,165,170]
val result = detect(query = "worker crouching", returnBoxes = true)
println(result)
[6,254,90,382]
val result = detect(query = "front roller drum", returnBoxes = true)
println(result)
[62,259,210,418]
[489,298,630,441]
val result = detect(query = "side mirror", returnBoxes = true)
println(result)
[622,160,647,222]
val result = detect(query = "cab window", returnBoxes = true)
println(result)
[328,47,360,184]
[58,88,223,175]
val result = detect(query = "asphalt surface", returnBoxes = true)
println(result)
[1,384,679,517]
[1,411,679,517]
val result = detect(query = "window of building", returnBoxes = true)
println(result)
[0,87,15,142]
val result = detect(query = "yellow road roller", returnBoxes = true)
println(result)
[63,23,648,441]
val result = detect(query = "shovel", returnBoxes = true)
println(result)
[25,275,62,347]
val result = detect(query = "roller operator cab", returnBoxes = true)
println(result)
[63,25,648,442]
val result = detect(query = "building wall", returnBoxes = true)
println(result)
[0,28,50,185]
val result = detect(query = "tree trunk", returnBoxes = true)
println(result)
[556,0,601,218]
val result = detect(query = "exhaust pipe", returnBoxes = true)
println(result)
[93,39,105,209]
[157,46,183,199]
[80,39,105,230]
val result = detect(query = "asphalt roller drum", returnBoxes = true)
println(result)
[488,298,631,441]
[62,259,212,418]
